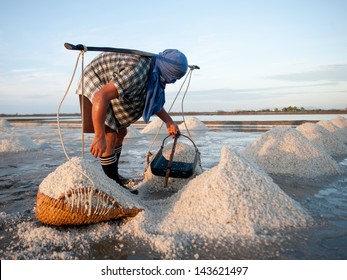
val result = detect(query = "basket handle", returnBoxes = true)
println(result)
[161,133,198,151]
[164,133,179,187]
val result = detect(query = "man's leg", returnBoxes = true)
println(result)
[99,128,138,194]
[79,96,137,193]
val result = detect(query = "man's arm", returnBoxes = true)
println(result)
[90,82,119,157]
[156,108,180,136]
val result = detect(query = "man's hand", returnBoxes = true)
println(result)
[156,108,180,137]
[90,135,107,157]
[167,121,180,137]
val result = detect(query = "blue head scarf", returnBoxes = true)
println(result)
[142,49,188,123]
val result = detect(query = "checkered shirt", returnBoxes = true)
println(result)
[76,52,151,130]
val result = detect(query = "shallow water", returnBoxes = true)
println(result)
[0,122,346,260]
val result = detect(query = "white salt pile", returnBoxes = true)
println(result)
[38,157,141,209]
[0,134,39,153]
[162,141,197,163]
[178,116,208,131]
[0,119,13,134]
[297,122,347,157]
[121,147,312,257]
[141,141,202,193]
[0,118,12,128]
[330,115,347,129]
[0,119,39,153]
[11,220,117,259]
[125,125,142,138]
[141,117,167,134]
[243,126,342,178]
[318,120,347,144]
[141,116,208,135]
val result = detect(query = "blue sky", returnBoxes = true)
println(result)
[0,0,346,114]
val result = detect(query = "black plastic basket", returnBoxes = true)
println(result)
[150,134,199,179]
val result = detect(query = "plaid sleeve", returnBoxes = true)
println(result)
[112,56,150,98]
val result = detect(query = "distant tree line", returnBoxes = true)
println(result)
[274,106,306,112]
[249,106,306,112]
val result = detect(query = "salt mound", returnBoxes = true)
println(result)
[0,134,39,153]
[297,122,347,157]
[330,116,347,128]
[141,118,167,134]
[160,148,312,236]
[243,127,342,178]
[125,125,142,138]
[0,120,39,153]
[0,119,12,128]
[318,120,340,131]
[141,141,202,193]
[38,157,140,209]
[0,119,13,133]
[178,116,208,131]
[162,141,197,163]
[317,120,347,143]
[122,148,311,255]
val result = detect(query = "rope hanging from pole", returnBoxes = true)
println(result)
[57,50,95,190]
[144,65,200,173]
[81,51,85,158]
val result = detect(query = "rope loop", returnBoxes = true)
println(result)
[144,66,199,172]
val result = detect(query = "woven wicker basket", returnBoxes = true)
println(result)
[35,187,142,226]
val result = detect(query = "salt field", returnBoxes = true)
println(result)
[0,115,347,260]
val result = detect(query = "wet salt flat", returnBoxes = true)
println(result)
[0,116,347,260]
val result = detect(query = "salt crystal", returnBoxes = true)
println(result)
[12,220,116,259]
[297,122,347,157]
[243,126,342,178]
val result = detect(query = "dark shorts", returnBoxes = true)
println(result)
[79,95,116,133]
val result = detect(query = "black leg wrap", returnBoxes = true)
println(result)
[100,149,138,195]
[100,153,121,182]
